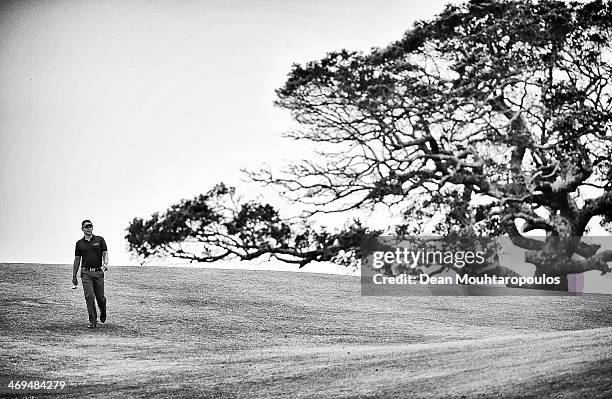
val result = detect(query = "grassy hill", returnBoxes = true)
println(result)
[1,263,611,398]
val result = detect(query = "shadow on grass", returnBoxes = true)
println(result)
[23,321,142,338]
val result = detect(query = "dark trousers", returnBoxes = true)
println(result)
[81,269,106,323]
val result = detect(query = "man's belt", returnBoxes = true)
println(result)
[82,267,103,271]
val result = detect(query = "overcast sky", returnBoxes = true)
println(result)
[0,0,459,266]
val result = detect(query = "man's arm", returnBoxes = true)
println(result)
[102,251,109,271]
[100,237,109,271]
[73,256,81,286]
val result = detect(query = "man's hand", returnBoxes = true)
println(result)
[72,277,78,286]
[103,265,108,271]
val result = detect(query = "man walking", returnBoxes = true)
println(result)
[73,219,108,329]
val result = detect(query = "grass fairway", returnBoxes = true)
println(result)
[1,263,611,398]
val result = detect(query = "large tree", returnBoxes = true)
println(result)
[128,0,612,289]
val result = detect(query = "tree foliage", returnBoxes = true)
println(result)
[125,183,372,267]
[253,0,612,286]
[128,0,612,289]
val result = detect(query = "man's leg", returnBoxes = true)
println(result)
[81,271,97,327]
[93,270,107,323]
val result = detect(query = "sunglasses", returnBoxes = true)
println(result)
[83,224,93,229]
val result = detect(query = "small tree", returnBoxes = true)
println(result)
[125,183,371,267]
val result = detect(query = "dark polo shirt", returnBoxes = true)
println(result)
[75,235,108,268]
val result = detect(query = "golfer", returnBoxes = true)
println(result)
[73,219,108,329]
